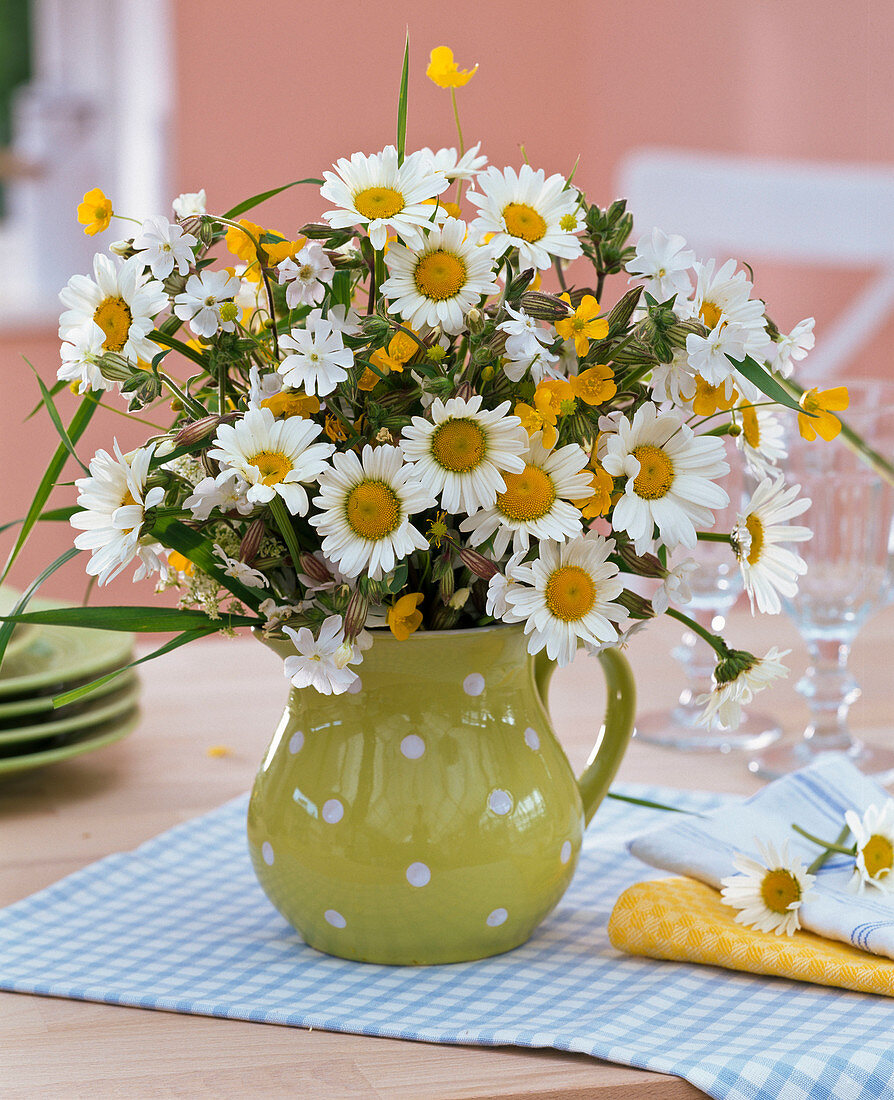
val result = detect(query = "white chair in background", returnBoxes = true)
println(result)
[617,148,894,381]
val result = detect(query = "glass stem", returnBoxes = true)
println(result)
[797,636,861,751]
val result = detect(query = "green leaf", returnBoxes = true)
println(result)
[0,605,259,632]
[222,179,324,220]
[150,514,265,611]
[26,377,69,421]
[0,547,81,670]
[150,329,208,369]
[23,358,89,474]
[2,391,99,582]
[51,626,220,708]
[726,355,804,413]
[396,32,410,166]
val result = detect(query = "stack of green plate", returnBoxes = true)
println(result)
[0,594,138,777]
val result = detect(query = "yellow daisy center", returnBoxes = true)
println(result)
[93,296,133,352]
[353,186,405,220]
[248,450,293,486]
[862,835,894,878]
[120,490,138,509]
[700,300,723,329]
[760,868,801,914]
[502,202,547,243]
[414,250,467,300]
[745,513,765,565]
[545,565,597,622]
[632,445,674,500]
[741,405,761,448]
[497,464,556,522]
[430,418,486,472]
[345,479,401,540]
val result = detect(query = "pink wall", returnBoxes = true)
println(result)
[2,0,891,601]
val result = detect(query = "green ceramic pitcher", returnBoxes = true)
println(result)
[247,622,635,965]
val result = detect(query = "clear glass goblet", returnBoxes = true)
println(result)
[750,379,894,780]
[634,439,782,752]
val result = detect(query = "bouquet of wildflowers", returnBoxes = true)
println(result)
[0,45,851,722]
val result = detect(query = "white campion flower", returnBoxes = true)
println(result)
[685,319,749,387]
[770,317,816,378]
[172,189,207,218]
[484,550,526,619]
[626,228,695,302]
[259,598,307,632]
[212,544,267,589]
[652,558,699,615]
[497,304,554,360]
[277,242,335,308]
[282,615,364,695]
[277,313,354,396]
[326,303,363,337]
[183,471,254,521]
[58,322,109,394]
[132,214,198,279]
[174,269,241,338]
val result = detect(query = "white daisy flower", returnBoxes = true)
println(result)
[696,646,790,730]
[183,471,254,521]
[415,142,488,181]
[173,269,241,338]
[380,217,500,335]
[844,802,894,894]
[277,313,354,396]
[626,228,695,302]
[207,406,335,515]
[720,839,816,936]
[399,394,527,515]
[501,532,625,666]
[467,164,583,271]
[601,404,730,555]
[309,444,434,580]
[132,214,198,280]
[282,614,363,696]
[212,544,268,589]
[59,253,167,365]
[652,557,699,615]
[320,144,449,251]
[459,433,593,557]
[770,317,815,379]
[733,476,812,615]
[734,402,787,477]
[277,242,335,309]
[172,189,207,218]
[688,258,773,361]
[70,441,166,586]
[58,322,109,394]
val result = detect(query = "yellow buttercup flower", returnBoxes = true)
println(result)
[387,592,425,640]
[691,375,738,417]
[260,390,321,419]
[263,236,307,266]
[515,400,557,450]
[77,188,113,236]
[554,294,609,357]
[358,328,419,392]
[225,219,292,281]
[571,364,617,407]
[426,46,478,88]
[798,386,849,442]
[535,377,577,420]
[573,462,614,519]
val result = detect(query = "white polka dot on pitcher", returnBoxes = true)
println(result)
[523,727,540,751]
[486,908,508,927]
[261,842,274,866]
[488,789,512,815]
[347,676,362,695]
[463,673,485,696]
[288,730,304,754]
[324,909,346,928]
[322,799,344,824]
[400,735,425,759]
[560,840,572,864]
[406,862,431,887]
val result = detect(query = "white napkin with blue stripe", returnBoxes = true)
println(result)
[629,755,894,958]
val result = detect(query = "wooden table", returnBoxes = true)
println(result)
[2,606,893,1099]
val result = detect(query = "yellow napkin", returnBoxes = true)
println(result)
[609,877,894,997]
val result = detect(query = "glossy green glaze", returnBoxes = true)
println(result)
[247,623,635,965]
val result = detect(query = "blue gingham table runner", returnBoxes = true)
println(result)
[2,783,894,1100]
[631,756,894,958]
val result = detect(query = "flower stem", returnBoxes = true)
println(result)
[696,531,734,545]
[806,825,853,876]
[268,496,304,570]
[450,88,465,156]
[156,372,207,419]
[792,822,855,862]
[665,607,730,657]
[607,791,700,816]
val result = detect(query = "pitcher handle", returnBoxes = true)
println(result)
[534,646,637,827]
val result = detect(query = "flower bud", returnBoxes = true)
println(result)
[239,517,266,565]
[616,543,665,578]
[343,588,370,641]
[439,566,455,605]
[466,307,485,336]
[615,587,655,619]
[361,315,392,341]
[458,546,499,580]
[298,222,336,239]
[298,552,332,585]
[667,319,707,349]
[449,586,470,610]
[430,604,460,630]
[606,286,642,335]
[97,353,136,383]
[163,272,189,297]
[109,239,135,257]
[454,380,474,402]
[520,291,573,321]
[175,414,232,447]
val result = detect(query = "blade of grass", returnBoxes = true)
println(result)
[223,179,324,220]
[2,391,99,581]
[23,357,89,473]
[151,515,265,611]
[0,546,81,669]
[1,605,260,632]
[396,32,410,165]
[25,377,69,421]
